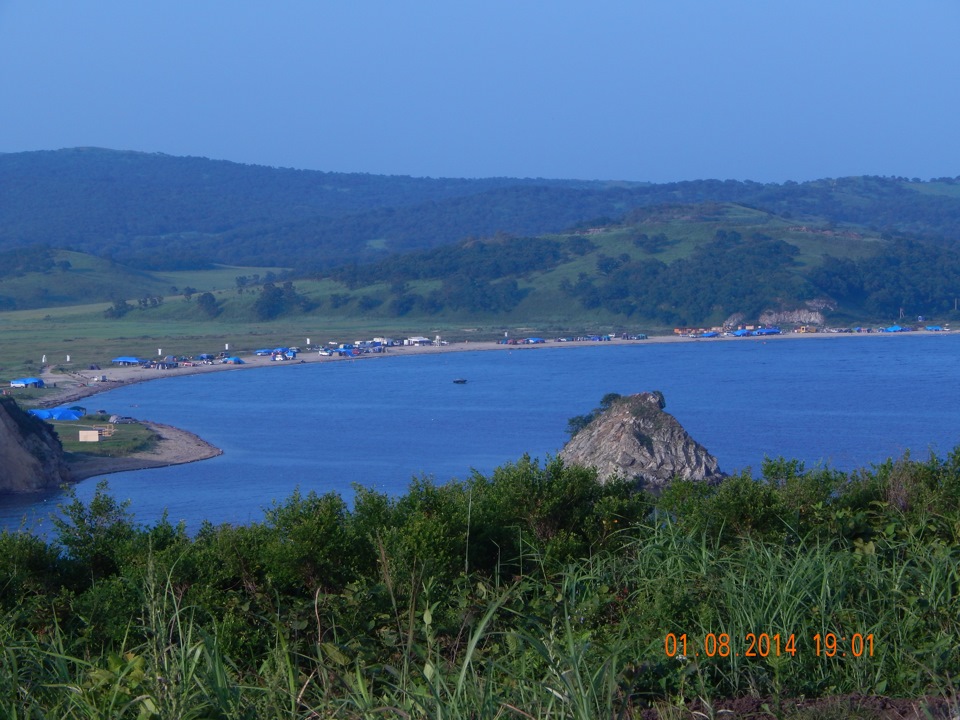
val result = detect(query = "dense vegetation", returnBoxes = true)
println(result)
[2,449,958,717]
[0,149,614,269]
[4,149,960,271]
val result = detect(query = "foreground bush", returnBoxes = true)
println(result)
[1,452,959,717]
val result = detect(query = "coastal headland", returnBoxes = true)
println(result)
[26,329,950,483]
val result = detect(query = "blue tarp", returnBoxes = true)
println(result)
[732,329,751,337]
[112,356,142,364]
[29,406,85,421]
[752,328,782,336]
[10,377,44,387]
[701,331,719,338]
[50,408,84,421]
[225,357,245,364]
[884,325,903,333]
[925,326,944,332]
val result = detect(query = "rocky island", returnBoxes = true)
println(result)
[560,391,724,493]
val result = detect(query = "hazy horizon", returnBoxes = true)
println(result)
[3,2,959,183]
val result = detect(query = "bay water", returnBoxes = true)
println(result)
[3,334,958,533]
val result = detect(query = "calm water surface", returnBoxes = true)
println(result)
[3,335,958,532]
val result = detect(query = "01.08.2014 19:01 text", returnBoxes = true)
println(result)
[663,632,875,659]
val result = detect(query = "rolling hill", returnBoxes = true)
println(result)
[9,202,952,330]
[3,149,960,335]
[3,148,960,272]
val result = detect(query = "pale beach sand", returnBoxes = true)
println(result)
[35,330,944,481]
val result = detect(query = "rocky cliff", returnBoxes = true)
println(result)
[560,392,723,493]
[0,397,72,493]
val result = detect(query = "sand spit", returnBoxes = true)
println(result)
[66,421,223,481]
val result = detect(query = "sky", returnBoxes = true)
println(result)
[2,1,959,183]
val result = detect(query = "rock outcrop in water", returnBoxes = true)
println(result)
[560,392,723,493]
[0,397,72,493]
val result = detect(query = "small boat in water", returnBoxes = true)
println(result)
[453,378,467,384]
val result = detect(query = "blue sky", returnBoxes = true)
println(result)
[2,1,958,182]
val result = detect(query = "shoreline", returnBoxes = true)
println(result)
[35,330,950,482]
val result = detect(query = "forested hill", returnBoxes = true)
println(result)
[2,148,960,270]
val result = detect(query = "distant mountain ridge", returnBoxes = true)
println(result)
[2,148,959,271]
[0,148,611,268]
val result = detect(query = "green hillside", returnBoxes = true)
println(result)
[292,203,952,328]
[0,248,283,311]
[4,201,954,343]
[3,151,960,378]
[3,149,960,271]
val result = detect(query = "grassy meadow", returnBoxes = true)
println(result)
[55,414,159,457]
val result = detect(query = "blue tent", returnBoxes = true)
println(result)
[732,329,751,337]
[29,406,85,421]
[883,325,903,333]
[49,408,84,421]
[225,357,245,364]
[112,356,142,365]
[701,331,719,338]
[10,377,44,388]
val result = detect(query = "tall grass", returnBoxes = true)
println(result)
[1,532,957,718]
[2,456,959,719]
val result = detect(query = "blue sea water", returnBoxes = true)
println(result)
[3,334,959,533]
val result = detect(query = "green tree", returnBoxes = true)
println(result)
[196,291,220,317]
[53,480,137,580]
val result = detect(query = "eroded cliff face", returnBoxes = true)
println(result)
[560,392,723,493]
[0,397,72,493]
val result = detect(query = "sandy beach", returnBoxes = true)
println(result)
[36,329,945,481]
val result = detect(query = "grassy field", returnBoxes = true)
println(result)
[0,274,652,381]
[56,414,159,457]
